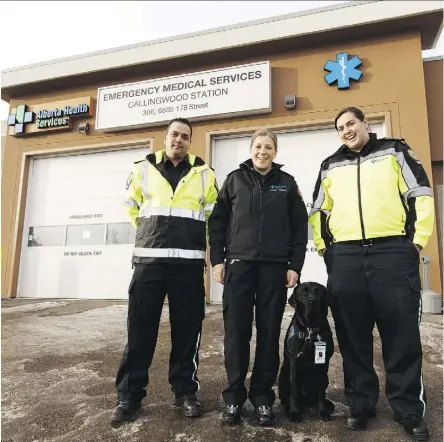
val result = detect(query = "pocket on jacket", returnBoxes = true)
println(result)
[135,217,157,241]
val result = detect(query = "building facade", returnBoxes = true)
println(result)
[1,1,443,301]
[1,120,6,173]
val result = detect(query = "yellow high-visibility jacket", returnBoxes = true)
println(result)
[309,134,434,252]
[124,149,218,265]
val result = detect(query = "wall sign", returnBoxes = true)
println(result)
[63,251,103,257]
[324,52,363,89]
[69,213,103,220]
[7,97,95,137]
[95,61,271,131]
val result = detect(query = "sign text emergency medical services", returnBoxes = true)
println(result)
[95,62,271,131]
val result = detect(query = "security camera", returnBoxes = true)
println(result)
[284,94,296,110]
[78,122,90,134]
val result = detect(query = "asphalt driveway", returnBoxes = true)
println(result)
[1,298,443,442]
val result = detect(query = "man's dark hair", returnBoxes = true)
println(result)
[166,118,193,140]
[334,107,365,131]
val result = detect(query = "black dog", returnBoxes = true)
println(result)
[278,282,335,423]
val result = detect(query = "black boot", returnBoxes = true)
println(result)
[345,406,376,430]
[175,393,202,417]
[255,405,276,426]
[110,401,141,427]
[222,405,242,425]
[393,412,430,441]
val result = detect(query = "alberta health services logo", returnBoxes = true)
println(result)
[7,104,34,136]
[8,102,90,136]
[324,52,363,89]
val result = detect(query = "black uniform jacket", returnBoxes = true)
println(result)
[209,160,308,273]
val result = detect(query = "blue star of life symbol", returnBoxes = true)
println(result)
[324,52,363,89]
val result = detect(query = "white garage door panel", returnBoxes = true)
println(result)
[210,124,384,303]
[19,247,134,299]
[27,172,130,203]
[18,146,150,299]
[31,149,146,178]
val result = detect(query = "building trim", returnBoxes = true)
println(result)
[204,111,392,165]
[1,1,442,90]
[423,55,444,62]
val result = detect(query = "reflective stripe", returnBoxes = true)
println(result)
[396,150,423,192]
[309,185,330,217]
[192,331,202,391]
[403,186,433,200]
[314,146,432,214]
[139,161,149,199]
[133,247,205,259]
[361,147,393,164]
[124,198,140,208]
[141,206,205,221]
[418,296,426,416]
[201,169,209,191]
[204,203,215,212]
[321,159,357,180]
[200,169,207,206]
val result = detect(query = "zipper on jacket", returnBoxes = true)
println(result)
[357,156,366,240]
[248,169,263,258]
[174,168,195,196]
[153,163,192,198]
[258,184,263,257]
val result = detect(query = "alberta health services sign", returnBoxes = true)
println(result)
[96,61,271,131]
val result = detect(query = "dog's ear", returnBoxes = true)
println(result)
[288,275,301,308]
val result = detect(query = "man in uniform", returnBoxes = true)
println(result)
[110,117,218,426]
[309,107,434,441]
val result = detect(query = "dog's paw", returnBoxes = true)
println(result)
[289,411,303,423]
[317,409,331,421]
[324,399,335,413]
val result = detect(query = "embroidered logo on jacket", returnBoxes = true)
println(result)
[269,185,287,192]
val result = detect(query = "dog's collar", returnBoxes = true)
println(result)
[295,317,322,341]
[295,328,322,342]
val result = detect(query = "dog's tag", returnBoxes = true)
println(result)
[315,342,326,364]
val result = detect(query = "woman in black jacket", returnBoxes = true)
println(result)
[208,128,308,425]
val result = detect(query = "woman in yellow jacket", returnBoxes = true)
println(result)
[309,107,434,441]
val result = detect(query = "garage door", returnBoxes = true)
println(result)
[210,124,384,303]
[17,146,150,299]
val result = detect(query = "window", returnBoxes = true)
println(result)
[27,226,65,247]
[106,222,136,245]
[66,224,105,246]
[27,223,137,247]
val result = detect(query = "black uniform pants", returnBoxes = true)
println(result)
[222,260,288,408]
[324,236,427,418]
[115,264,206,403]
